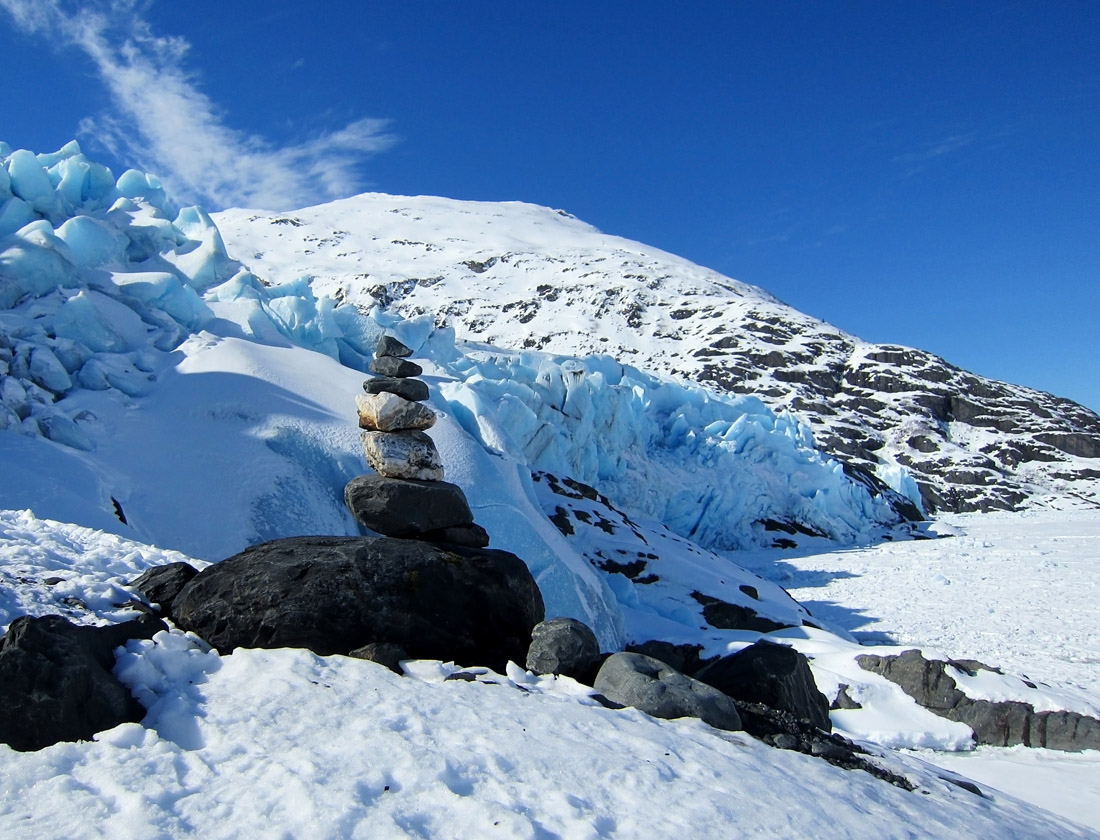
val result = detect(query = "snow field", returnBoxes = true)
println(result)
[5,640,1093,840]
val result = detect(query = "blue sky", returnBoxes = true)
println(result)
[2,1,1098,412]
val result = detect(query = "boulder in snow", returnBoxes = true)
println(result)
[173,535,544,672]
[858,649,1100,751]
[695,640,831,732]
[526,617,602,681]
[349,641,409,674]
[0,613,166,751]
[594,652,742,731]
[130,562,200,621]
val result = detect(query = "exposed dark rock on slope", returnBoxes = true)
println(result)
[858,649,1100,751]
[216,196,1100,515]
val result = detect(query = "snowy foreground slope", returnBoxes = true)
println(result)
[215,195,1100,515]
[2,142,1099,837]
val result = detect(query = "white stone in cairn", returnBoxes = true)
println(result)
[362,430,444,481]
[356,392,436,432]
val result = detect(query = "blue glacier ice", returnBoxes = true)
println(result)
[0,140,916,649]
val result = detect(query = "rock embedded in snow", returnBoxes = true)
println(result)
[594,652,742,732]
[694,640,832,733]
[858,649,1100,751]
[348,641,408,674]
[173,535,544,671]
[362,375,429,402]
[129,561,199,621]
[356,391,436,432]
[692,591,794,632]
[526,616,602,681]
[344,475,474,537]
[0,612,165,751]
[361,429,444,481]
[369,355,422,378]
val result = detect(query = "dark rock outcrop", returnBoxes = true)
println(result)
[129,562,199,621]
[173,535,544,672]
[695,640,832,732]
[0,613,165,751]
[593,652,742,731]
[345,475,474,537]
[858,648,1100,750]
[733,699,915,790]
[691,591,792,633]
[526,617,601,681]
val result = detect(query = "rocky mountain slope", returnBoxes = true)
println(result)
[216,195,1100,514]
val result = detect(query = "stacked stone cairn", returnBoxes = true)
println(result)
[344,335,490,548]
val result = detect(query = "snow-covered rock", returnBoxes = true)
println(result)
[214,194,1100,515]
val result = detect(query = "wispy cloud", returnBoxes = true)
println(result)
[892,133,977,168]
[0,0,396,210]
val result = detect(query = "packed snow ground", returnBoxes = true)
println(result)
[736,509,1100,831]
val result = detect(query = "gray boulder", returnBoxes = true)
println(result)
[375,336,413,358]
[363,377,430,402]
[695,640,831,732]
[345,475,474,537]
[362,429,444,481]
[594,652,742,731]
[526,617,601,680]
[370,356,423,378]
[0,613,166,751]
[173,535,544,672]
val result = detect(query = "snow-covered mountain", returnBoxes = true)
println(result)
[3,141,1100,838]
[214,195,1100,515]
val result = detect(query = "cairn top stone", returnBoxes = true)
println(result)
[376,335,413,358]
[370,356,423,378]
[363,377,430,402]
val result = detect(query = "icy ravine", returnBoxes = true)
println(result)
[214,194,1100,516]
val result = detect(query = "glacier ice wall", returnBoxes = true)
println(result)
[1,141,906,646]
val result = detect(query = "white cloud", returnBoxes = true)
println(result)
[0,0,396,210]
